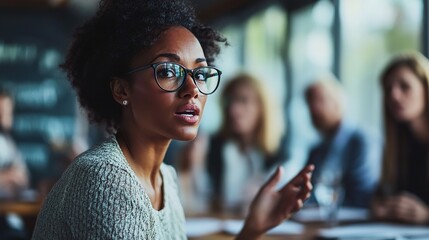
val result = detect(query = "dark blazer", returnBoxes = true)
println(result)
[306,121,381,208]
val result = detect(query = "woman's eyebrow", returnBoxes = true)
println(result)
[149,53,206,64]
[196,58,206,63]
[150,53,181,62]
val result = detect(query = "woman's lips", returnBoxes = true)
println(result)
[174,114,199,124]
[174,104,200,124]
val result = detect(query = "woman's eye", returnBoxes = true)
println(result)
[195,72,206,81]
[158,68,176,78]
[400,82,410,92]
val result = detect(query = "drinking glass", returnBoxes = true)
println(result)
[314,172,344,226]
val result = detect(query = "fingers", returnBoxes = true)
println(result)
[392,206,416,223]
[388,194,419,211]
[280,165,314,195]
[262,166,284,190]
[298,180,313,200]
[398,192,424,205]
[289,164,315,186]
[291,177,313,201]
[291,199,304,213]
[384,194,427,224]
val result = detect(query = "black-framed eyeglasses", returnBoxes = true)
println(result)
[127,62,222,95]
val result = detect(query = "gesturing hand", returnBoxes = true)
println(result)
[237,164,314,240]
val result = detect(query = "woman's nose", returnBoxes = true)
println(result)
[178,74,199,99]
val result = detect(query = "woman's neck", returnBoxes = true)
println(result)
[236,132,256,152]
[409,114,429,143]
[116,126,171,186]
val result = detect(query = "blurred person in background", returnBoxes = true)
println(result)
[176,133,211,215]
[304,75,380,208]
[0,88,29,240]
[0,88,29,199]
[372,52,429,225]
[207,73,287,215]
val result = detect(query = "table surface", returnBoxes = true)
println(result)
[3,202,425,240]
[0,202,342,239]
[0,200,42,237]
[188,222,330,240]
[0,200,42,216]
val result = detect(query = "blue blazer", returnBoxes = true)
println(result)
[306,121,381,208]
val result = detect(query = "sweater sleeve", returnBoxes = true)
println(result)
[65,162,150,240]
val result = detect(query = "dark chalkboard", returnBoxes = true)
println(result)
[0,7,80,184]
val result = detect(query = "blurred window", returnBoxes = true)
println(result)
[208,0,423,176]
[203,5,288,133]
[287,0,335,170]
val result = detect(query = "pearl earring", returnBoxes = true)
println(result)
[122,100,128,106]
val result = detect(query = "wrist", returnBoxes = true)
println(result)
[236,223,262,240]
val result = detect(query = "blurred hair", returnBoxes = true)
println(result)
[218,73,285,156]
[61,0,227,132]
[380,51,429,189]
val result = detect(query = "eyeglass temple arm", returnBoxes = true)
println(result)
[127,65,153,74]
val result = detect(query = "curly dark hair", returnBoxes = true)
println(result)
[61,0,227,131]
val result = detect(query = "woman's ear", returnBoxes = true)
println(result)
[110,77,130,106]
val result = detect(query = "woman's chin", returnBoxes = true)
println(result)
[175,134,198,141]
[173,128,199,141]
[392,112,413,123]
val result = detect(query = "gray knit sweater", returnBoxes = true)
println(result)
[32,136,186,240]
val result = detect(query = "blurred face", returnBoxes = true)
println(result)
[125,26,207,141]
[306,84,340,131]
[385,66,426,123]
[228,84,261,137]
[0,96,13,131]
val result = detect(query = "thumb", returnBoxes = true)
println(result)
[262,166,283,190]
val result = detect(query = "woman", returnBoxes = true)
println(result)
[32,0,314,239]
[207,73,286,213]
[372,52,429,225]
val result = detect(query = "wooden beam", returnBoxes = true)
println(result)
[197,0,260,23]
[282,0,318,11]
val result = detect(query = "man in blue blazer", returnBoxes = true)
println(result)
[304,74,381,208]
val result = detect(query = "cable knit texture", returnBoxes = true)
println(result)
[32,136,186,240]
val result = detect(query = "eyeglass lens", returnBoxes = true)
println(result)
[154,63,219,94]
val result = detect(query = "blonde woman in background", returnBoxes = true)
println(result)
[372,52,429,225]
[206,73,287,214]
